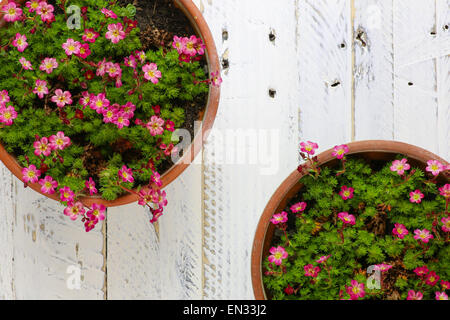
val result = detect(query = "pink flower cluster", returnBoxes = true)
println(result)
[172,35,205,62]
[413,266,443,286]
[0,90,17,126]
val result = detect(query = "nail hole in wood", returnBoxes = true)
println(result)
[269,89,276,98]
[221,58,229,70]
[222,30,228,41]
[430,31,436,35]
[408,82,413,86]
[269,32,276,42]
[331,81,341,88]
[444,25,449,30]
[340,43,346,49]
[356,30,367,47]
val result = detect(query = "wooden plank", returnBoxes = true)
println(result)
[393,0,444,157]
[353,0,395,140]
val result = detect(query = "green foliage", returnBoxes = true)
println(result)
[0,0,209,200]
[263,155,449,300]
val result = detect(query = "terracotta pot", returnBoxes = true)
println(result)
[251,140,449,300]
[0,0,220,207]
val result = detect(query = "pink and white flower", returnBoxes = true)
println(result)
[135,50,146,63]
[268,246,288,266]
[113,112,130,129]
[19,57,33,70]
[414,229,433,243]
[151,171,162,187]
[82,28,100,43]
[304,264,320,277]
[338,212,355,225]
[152,189,168,208]
[39,57,58,74]
[121,102,135,118]
[172,35,185,54]
[51,89,72,108]
[105,62,122,78]
[62,38,81,56]
[441,217,450,233]
[390,158,410,175]
[407,290,423,300]
[85,177,97,196]
[59,186,75,202]
[346,280,365,300]
[409,189,424,203]
[90,93,110,113]
[124,55,137,68]
[105,23,126,44]
[76,43,91,59]
[64,202,85,221]
[182,35,198,56]
[0,90,10,105]
[118,165,134,183]
[300,141,318,155]
[12,33,28,52]
[22,165,41,184]
[86,203,106,221]
[33,80,49,99]
[290,202,306,213]
[439,184,450,198]
[392,223,408,239]
[435,292,448,300]
[339,185,354,200]
[374,264,392,272]
[36,2,54,22]
[146,115,164,136]
[1,1,23,22]
[270,211,288,225]
[101,8,117,19]
[142,63,162,84]
[138,188,154,206]
[33,137,52,157]
[102,105,119,124]
[0,105,17,125]
[49,131,71,150]
[426,160,444,176]
[79,91,92,108]
[25,0,40,12]
[38,175,58,194]
[332,144,349,159]
[210,71,222,87]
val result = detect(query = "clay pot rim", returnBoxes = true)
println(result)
[251,140,449,300]
[0,0,220,207]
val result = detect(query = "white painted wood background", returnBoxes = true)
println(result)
[0,0,449,300]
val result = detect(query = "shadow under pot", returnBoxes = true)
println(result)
[252,140,449,300]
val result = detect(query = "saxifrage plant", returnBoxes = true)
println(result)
[263,141,449,300]
[0,0,221,231]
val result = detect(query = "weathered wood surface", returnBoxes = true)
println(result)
[0,0,449,299]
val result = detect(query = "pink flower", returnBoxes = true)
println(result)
[439,184,450,198]
[39,57,58,74]
[414,229,433,243]
[425,271,440,286]
[85,177,97,196]
[316,255,331,264]
[441,280,450,290]
[64,202,85,221]
[426,160,444,176]
[390,158,410,175]
[441,217,450,232]
[113,112,130,129]
[79,91,92,108]
[338,212,355,225]
[392,223,409,239]
[33,137,52,157]
[0,90,10,105]
[102,106,119,124]
[332,144,349,159]
[33,80,49,99]
[19,57,33,70]
[152,189,168,208]
[90,93,110,113]
[268,246,288,266]
[290,202,306,213]
[182,35,198,56]
[138,188,154,206]
[143,63,162,84]
[86,203,106,221]
[346,280,365,300]
[124,55,137,68]
[407,290,423,300]
[374,264,392,272]
[49,131,71,150]
[36,2,54,22]
[151,171,162,187]
[413,266,429,277]
[105,62,122,78]
[210,71,222,87]
[160,143,178,156]
[172,35,185,54]
[435,292,448,300]
[51,89,72,108]
[194,37,205,56]
[105,23,126,44]
[147,115,165,136]
[62,38,81,56]
[12,33,28,52]
[96,59,108,77]
[59,186,75,202]
[1,2,23,22]
[121,102,135,118]
[101,8,117,19]
[26,0,40,13]
[38,175,58,194]
[300,141,318,155]
[304,264,320,277]
[270,211,288,225]
[84,217,98,232]
[135,50,146,63]
[82,28,100,43]
[0,105,18,126]
[118,165,134,183]
[22,165,41,184]
[339,185,354,200]
[76,43,91,59]
[165,120,175,132]
[409,189,424,203]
